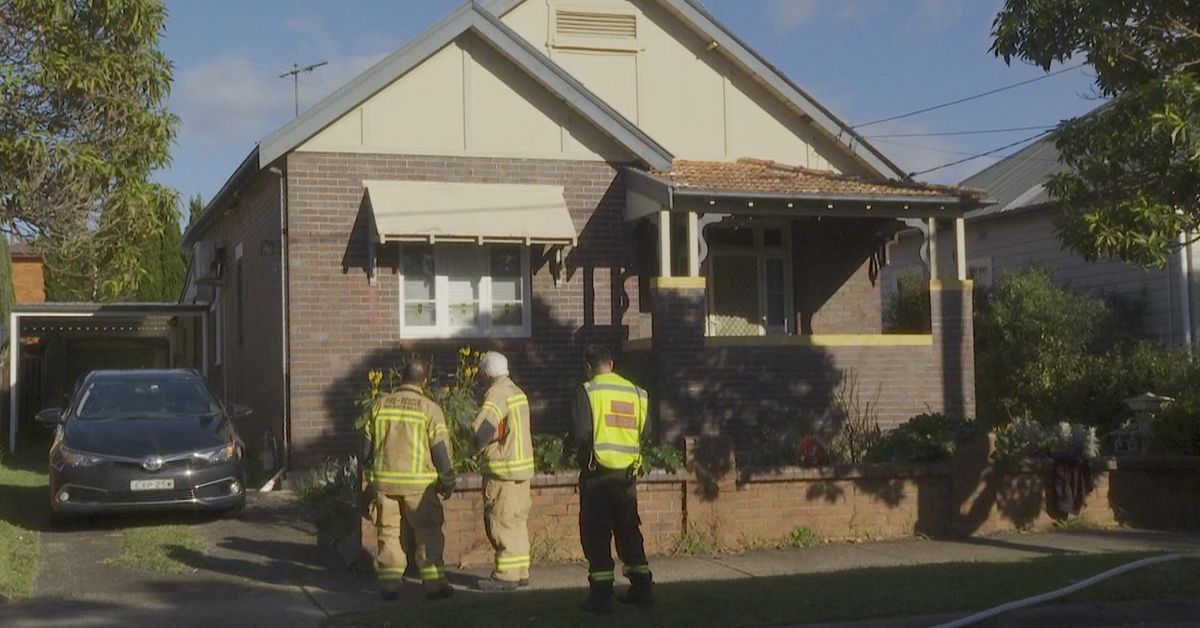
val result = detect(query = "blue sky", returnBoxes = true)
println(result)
[156,0,1102,208]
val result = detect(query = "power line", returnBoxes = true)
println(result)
[851,63,1086,130]
[864,124,1057,139]
[907,130,1053,177]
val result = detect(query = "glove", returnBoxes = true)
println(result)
[359,483,379,519]
[437,474,456,500]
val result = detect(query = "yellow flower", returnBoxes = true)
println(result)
[368,369,383,393]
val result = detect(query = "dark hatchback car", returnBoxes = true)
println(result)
[37,369,248,519]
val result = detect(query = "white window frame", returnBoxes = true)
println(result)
[705,222,795,336]
[398,244,533,339]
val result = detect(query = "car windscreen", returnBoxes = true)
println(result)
[74,378,222,420]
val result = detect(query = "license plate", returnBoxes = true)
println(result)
[130,479,174,491]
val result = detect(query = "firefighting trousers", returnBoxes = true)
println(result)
[578,471,652,587]
[483,476,532,582]
[375,486,449,593]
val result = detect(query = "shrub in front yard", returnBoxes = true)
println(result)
[1153,397,1200,456]
[884,271,931,333]
[974,267,1200,437]
[295,457,360,553]
[865,413,969,463]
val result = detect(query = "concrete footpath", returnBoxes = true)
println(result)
[1,491,1197,628]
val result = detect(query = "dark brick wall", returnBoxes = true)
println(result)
[793,219,887,335]
[201,173,287,456]
[284,152,643,464]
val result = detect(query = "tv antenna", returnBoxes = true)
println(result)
[279,61,328,118]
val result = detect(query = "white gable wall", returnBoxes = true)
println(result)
[298,34,630,162]
[500,0,871,175]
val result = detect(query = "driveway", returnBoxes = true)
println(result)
[0,491,366,628]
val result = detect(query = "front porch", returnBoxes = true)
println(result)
[622,159,988,445]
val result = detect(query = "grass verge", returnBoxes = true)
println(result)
[332,552,1200,628]
[107,524,202,575]
[0,447,48,599]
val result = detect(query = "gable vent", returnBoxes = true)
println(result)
[553,9,639,51]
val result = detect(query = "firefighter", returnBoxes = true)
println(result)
[471,351,535,592]
[566,344,654,614]
[363,359,456,601]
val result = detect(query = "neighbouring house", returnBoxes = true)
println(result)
[885,134,1200,348]
[182,0,987,467]
[11,244,46,304]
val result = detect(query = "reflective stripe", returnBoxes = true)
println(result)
[589,571,615,582]
[482,402,504,420]
[623,564,652,575]
[496,555,531,569]
[594,443,640,454]
[378,567,406,581]
[586,383,641,395]
[484,458,535,473]
[375,409,429,423]
[365,469,439,484]
[420,565,446,581]
[430,424,449,440]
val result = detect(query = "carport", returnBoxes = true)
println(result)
[7,303,210,452]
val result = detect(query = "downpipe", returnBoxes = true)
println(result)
[933,553,1200,628]
[263,165,291,491]
[1178,229,1193,354]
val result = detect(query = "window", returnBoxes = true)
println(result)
[968,258,993,288]
[399,244,531,338]
[706,224,794,336]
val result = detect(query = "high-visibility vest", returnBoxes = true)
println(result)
[585,372,649,470]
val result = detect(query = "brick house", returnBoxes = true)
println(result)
[183,0,987,468]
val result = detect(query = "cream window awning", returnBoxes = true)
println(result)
[364,180,578,246]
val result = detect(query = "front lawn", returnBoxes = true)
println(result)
[106,523,201,575]
[0,447,48,599]
[332,552,1200,628]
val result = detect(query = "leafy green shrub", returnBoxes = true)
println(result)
[971,267,1194,436]
[1153,397,1200,455]
[884,272,931,333]
[993,420,1100,463]
[295,457,360,548]
[786,526,820,549]
[639,441,684,474]
[533,433,574,473]
[866,413,968,463]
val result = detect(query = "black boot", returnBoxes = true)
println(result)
[576,581,614,614]
[618,574,654,607]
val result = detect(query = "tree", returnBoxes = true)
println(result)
[0,0,179,297]
[992,0,1200,267]
[0,236,13,323]
[186,194,204,231]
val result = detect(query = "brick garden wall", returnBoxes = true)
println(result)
[284,152,645,465]
[359,438,1200,569]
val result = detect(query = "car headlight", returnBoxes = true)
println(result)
[194,442,238,464]
[60,447,105,468]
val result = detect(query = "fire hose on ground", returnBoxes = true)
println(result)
[932,553,1200,628]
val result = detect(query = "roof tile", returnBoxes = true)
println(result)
[650,158,983,200]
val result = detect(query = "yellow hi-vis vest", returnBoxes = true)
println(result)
[585,372,649,470]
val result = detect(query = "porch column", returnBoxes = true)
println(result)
[686,211,700,277]
[930,278,976,420]
[927,218,939,281]
[658,209,672,277]
[955,217,968,282]
[651,277,707,443]
[9,312,19,453]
